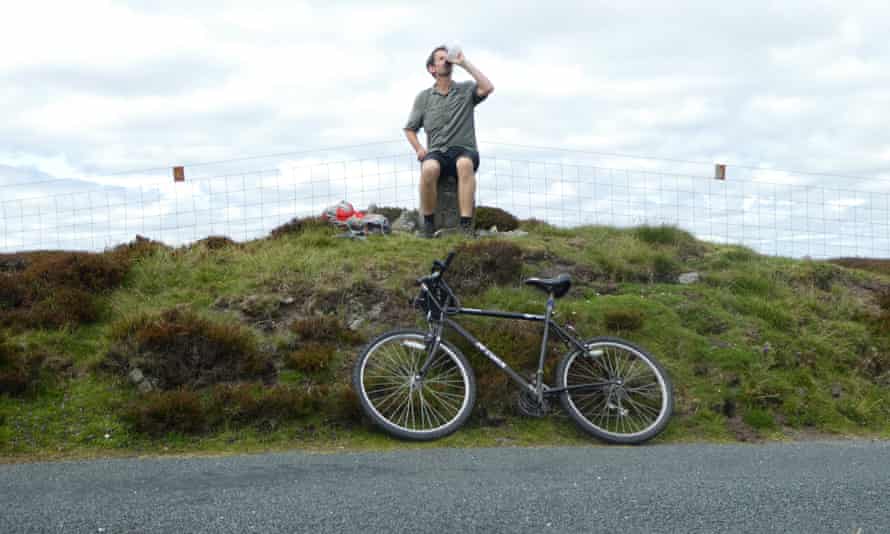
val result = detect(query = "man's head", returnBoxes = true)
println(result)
[426,45,452,80]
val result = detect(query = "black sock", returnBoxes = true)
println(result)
[460,217,472,227]
[424,214,435,226]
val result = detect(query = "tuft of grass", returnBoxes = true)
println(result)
[742,408,775,430]
[449,240,524,294]
[123,389,206,436]
[652,253,680,283]
[474,206,520,232]
[103,307,273,390]
[0,335,38,396]
[290,316,362,345]
[268,216,332,240]
[372,206,405,223]
[110,234,172,260]
[829,257,890,277]
[633,225,700,259]
[603,309,644,331]
[191,235,239,250]
[0,251,130,329]
[287,343,337,373]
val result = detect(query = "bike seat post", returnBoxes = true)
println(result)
[535,293,555,401]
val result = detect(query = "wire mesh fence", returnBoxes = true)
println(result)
[2,144,889,259]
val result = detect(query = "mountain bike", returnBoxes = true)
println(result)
[351,251,673,444]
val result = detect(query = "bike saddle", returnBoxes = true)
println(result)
[523,273,572,298]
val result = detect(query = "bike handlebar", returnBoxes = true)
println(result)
[417,251,457,286]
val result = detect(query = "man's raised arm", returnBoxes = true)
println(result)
[452,52,494,98]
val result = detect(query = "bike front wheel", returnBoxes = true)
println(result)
[352,329,476,441]
[557,337,672,444]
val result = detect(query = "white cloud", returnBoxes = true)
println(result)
[3,1,890,256]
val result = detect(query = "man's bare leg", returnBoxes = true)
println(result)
[456,157,476,219]
[420,159,441,216]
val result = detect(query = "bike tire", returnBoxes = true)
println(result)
[557,336,672,445]
[352,329,476,441]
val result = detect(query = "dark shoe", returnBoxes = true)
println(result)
[420,219,436,239]
[459,223,477,239]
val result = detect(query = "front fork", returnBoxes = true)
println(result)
[417,320,445,378]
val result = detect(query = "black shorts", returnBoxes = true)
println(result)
[422,146,480,178]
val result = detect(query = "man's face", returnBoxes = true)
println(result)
[429,49,452,78]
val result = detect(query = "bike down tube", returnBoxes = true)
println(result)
[535,294,554,401]
[443,317,536,394]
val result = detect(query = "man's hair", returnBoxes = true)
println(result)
[426,45,447,78]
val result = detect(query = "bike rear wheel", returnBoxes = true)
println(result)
[557,337,672,444]
[352,329,476,441]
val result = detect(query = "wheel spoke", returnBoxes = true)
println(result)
[359,333,471,436]
[563,342,669,440]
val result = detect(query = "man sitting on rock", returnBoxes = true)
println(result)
[403,44,494,238]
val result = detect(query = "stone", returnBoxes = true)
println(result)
[128,368,144,384]
[392,210,419,233]
[434,175,461,230]
[502,230,528,238]
[368,302,385,321]
[678,272,701,284]
[137,380,154,394]
[831,384,843,398]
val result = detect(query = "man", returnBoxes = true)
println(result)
[404,45,494,238]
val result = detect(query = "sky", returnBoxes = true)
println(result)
[2,1,889,256]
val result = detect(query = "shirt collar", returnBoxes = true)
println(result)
[431,80,454,96]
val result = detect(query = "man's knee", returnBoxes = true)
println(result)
[456,157,475,177]
[421,159,441,179]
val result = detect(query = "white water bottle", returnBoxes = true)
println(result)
[445,42,462,62]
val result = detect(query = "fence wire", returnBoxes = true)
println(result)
[2,150,889,259]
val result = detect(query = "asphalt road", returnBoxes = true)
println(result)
[1,440,888,533]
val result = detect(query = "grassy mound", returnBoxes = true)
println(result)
[2,214,890,459]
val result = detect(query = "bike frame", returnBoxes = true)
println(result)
[416,280,614,403]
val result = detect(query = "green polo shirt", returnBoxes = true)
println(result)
[404,80,488,153]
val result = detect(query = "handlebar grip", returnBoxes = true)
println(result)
[444,251,456,268]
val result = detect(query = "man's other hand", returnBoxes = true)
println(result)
[416,148,428,161]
